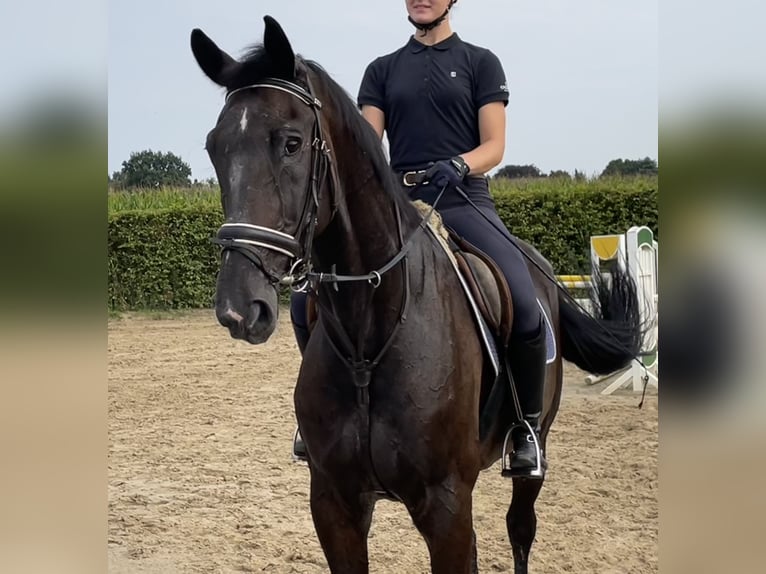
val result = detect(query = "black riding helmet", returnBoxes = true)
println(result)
[409,0,458,34]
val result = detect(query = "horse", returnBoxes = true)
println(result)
[191,16,643,574]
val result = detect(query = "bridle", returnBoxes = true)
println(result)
[210,75,441,293]
[211,76,332,292]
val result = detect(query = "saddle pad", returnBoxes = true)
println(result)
[424,223,556,370]
[454,269,501,377]
[538,299,557,364]
[424,224,500,377]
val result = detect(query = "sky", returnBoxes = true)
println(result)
[0,0,105,123]
[108,1,659,180]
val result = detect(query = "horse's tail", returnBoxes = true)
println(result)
[559,260,645,374]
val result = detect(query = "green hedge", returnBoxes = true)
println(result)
[492,178,658,273]
[108,180,657,310]
[109,207,222,310]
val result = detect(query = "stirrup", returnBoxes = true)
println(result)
[291,427,308,463]
[501,419,545,479]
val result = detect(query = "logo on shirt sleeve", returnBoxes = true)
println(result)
[500,83,509,92]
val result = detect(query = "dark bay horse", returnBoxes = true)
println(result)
[191,16,643,574]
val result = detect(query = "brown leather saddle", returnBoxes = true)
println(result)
[448,231,514,349]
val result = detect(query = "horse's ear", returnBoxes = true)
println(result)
[263,15,295,79]
[191,28,239,87]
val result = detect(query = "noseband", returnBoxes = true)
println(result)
[211,77,333,291]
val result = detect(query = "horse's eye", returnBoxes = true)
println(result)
[285,137,302,156]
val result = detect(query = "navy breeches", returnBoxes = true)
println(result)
[409,177,542,337]
[290,288,309,330]
[290,177,542,337]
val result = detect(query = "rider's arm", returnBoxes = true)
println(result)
[457,101,506,176]
[361,104,385,140]
[358,57,386,141]
[457,49,509,176]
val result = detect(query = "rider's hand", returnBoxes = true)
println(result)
[424,156,470,189]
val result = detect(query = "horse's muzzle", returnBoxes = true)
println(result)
[216,300,275,344]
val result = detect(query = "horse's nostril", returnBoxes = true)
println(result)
[247,302,262,324]
[217,307,245,337]
[246,301,272,331]
[240,301,276,344]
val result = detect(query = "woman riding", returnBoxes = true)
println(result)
[292,0,547,479]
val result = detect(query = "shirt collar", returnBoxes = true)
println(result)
[408,33,460,53]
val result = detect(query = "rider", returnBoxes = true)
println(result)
[291,0,547,479]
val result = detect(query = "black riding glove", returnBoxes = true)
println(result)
[424,156,470,189]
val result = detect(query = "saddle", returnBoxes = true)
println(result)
[447,231,514,349]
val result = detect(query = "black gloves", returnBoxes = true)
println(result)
[424,156,470,188]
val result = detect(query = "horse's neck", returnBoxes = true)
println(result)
[315,170,411,280]
[312,152,421,350]
[315,118,418,278]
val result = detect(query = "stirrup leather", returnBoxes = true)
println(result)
[501,419,545,479]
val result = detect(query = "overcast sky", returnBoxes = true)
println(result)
[108,1,658,180]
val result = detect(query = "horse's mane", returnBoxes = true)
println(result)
[304,61,412,211]
[235,44,416,219]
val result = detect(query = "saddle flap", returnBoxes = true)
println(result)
[455,252,501,333]
[449,232,514,347]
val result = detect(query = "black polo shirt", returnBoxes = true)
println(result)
[358,33,509,172]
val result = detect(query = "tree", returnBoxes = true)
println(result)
[548,169,571,179]
[113,150,192,189]
[493,164,544,179]
[600,157,658,177]
[109,170,125,189]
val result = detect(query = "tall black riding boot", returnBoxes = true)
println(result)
[291,316,311,462]
[502,319,548,479]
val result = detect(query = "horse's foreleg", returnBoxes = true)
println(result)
[309,472,375,574]
[407,480,476,574]
[506,477,544,574]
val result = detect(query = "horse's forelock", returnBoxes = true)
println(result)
[221,43,297,91]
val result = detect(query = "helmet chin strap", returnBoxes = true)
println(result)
[408,1,456,36]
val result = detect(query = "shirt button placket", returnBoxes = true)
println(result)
[424,51,430,87]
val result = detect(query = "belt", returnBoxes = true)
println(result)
[401,170,429,187]
[400,170,488,187]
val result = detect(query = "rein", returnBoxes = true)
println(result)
[313,183,449,405]
[304,187,447,289]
